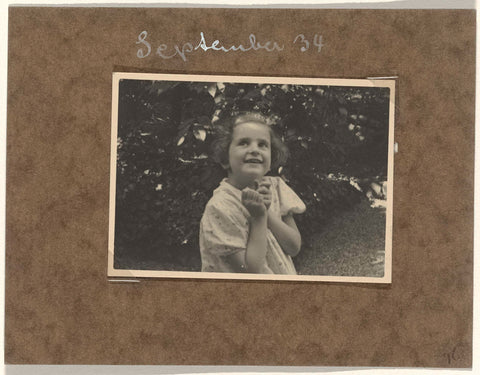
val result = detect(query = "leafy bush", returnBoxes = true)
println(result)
[113,79,391,270]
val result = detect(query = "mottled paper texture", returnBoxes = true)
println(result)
[5,8,474,366]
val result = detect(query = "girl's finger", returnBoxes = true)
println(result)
[242,188,254,198]
[259,181,271,189]
[257,186,270,195]
[248,190,261,201]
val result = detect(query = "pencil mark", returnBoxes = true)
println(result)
[443,344,462,364]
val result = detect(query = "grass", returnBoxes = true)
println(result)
[114,199,386,278]
[294,199,386,277]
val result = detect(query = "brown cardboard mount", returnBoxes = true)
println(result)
[5,7,474,367]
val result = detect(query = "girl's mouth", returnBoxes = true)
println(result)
[244,159,262,164]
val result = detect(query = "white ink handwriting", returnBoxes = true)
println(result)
[136,31,324,62]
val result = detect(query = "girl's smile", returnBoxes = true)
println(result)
[226,122,271,189]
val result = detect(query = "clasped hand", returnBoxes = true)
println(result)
[241,178,272,217]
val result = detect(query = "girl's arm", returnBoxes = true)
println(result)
[227,215,273,274]
[267,212,302,257]
[256,179,302,257]
[226,189,273,274]
[245,214,273,273]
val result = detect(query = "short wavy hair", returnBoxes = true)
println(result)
[211,112,289,171]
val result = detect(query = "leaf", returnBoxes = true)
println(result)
[193,129,206,141]
[208,84,217,97]
[193,153,208,159]
[177,136,185,146]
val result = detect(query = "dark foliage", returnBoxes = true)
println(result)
[113,79,390,270]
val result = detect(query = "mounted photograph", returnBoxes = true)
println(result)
[108,73,395,283]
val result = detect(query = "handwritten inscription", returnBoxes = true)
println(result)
[293,34,324,53]
[136,31,324,62]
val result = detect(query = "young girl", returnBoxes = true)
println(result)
[199,113,306,274]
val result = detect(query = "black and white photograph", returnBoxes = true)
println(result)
[108,73,394,282]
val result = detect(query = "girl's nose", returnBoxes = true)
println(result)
[248,143,261,153]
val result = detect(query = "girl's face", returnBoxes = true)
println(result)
[226,121,272,189]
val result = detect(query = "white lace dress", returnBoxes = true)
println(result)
[199,176,306,274]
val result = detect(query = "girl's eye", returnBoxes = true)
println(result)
[259,142,269,148]
[238,140,248,146]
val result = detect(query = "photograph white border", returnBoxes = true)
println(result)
[108,72,395,283]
